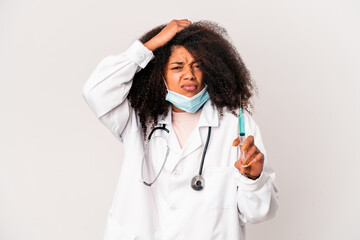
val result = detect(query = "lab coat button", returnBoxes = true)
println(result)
[173,170,180,176]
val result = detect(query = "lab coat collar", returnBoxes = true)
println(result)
[197,99,219,128]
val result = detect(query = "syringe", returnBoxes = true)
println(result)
[238,108,248,168]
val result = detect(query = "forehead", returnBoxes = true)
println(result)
[168,45,196,61]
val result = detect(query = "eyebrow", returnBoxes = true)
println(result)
[169,60,201,65]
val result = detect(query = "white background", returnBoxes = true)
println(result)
[1,0,359,239]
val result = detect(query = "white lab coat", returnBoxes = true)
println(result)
[82,40,279,240]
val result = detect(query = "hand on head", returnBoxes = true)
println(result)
[144,19,191,52]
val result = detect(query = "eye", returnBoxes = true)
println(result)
[171,66,181,70]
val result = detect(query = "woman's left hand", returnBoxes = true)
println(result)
[232,135,264,180]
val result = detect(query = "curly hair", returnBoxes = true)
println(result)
[128,20,257,139]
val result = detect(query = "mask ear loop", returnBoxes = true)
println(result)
[162,75,169,89]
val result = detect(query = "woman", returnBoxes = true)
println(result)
[82,19,279,240]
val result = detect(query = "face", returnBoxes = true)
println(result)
[164,45,204,98]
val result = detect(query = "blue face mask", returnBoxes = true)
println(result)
[165,85,210,113]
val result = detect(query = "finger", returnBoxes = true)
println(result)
[241,158,261,179]
[234,159,241,170]
[246,159,256,167]
[177,19,191,23]
[235,160,246,175]
[240,166,248,175]
[253,152,264,164]
[171,19,189,23]
[245,156,261,168]
[241,135,254,151]
[234,155,245,170]
[235,158,249,173]
[171,23,191,33]
[248,153,264,169]
[175,19,191,26]
[177,23,191,30]
[241,163,251,175]
[179,21,191,25]
[168,20,190,30]
[243,145,259,165]
[232,136,240,147]
[247,153,264,178]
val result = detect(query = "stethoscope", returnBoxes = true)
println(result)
[140,124,211,191]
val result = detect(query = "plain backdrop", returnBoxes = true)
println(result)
[1,0,359,239]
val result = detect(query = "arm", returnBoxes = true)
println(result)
[234,115,279,223]
[81,40,154,141]
[82,19,192,142]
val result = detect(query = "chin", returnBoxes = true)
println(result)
[182,91,200,97]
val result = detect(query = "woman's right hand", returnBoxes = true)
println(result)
[144,19,191,51]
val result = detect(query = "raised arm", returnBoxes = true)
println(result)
[82,19,192,142]
[82,40,154,141]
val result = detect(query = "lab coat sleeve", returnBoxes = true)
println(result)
[235,115,279,224]
[81,40,154,141]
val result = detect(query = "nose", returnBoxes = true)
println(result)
[183,65,195,80]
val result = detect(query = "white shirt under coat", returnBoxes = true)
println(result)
[82,39,279,240]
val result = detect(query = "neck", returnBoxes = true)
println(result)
[172,104,186,112]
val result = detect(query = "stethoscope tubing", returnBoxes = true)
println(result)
[198,126,211,176]
[141,124,211,191]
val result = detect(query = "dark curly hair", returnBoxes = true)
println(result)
[128,20,257,139]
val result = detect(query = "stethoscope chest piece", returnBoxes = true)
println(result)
[191,175,205,191]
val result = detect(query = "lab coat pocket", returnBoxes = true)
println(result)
[203,166,237,210]
[104,211,137,240]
